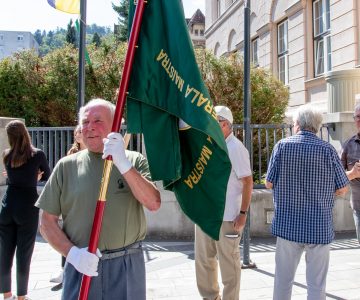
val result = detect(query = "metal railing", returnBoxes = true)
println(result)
[28,124,330,183]
[28,126,142,171]
[233,123,330,188]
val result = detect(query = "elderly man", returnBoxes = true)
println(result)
[266,105,349,300]
[195,106,253,300]
[340,104,360,244]
[36,99,161,300]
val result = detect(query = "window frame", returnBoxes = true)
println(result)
[313,0,331,77]
[277,19,289,85]
[217,0,221,18]
[251,38,259,67]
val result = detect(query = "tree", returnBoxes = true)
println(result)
[91,32,102,47]
[0,51,43,125]
[47,30,54,45]
[195,49,289,124]
[87,24,110,35]
[33,30,43,45]
[66,19,77,46]
[0,40,288,129]
[112,0,129,41]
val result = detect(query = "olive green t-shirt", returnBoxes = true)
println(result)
[36,149,151,250]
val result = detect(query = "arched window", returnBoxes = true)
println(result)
[214,42,220,56]
[228,29,237,52]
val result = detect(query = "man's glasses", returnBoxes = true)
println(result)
[353,115,360,121]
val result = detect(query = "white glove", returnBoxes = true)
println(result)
[102,132,132,174]
[66,246,102,277]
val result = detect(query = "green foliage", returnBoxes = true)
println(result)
[66,19,77,46]
[112,0,129,42]
[91,32,102,47]
[35,25,112,57]
[0,40,288,130]
[195,50,289,124]
[33,30,43,45]
[87,24,111,36]
[0,41,126,126]
[0,51,43,125]
[38,29,67,56]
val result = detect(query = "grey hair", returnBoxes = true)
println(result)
[224,119,233,130]
[78,98,115,123]
[354,103,360,113]
[293,105,323,133]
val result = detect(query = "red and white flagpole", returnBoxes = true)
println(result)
[78,1,147,299]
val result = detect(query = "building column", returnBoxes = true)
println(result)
[322,69,360,152]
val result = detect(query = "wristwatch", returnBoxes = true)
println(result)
[240,210,247,215]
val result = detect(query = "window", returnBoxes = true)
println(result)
[277,20,289,85]
[0,34,3,41]
[214,42,220,56]
[228,29,237,52]
[251,38,259,66]
[200,30,204,36]
[17,35,24,41]
[195,29,199,36]
[217,0,221,18]
[313,0,331,76]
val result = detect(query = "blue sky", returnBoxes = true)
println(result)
[0,0,205,32]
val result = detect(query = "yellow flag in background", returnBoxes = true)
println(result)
[47,0,80,14]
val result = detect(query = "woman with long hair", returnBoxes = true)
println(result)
[67,125,86,155]
[0,120,50,300]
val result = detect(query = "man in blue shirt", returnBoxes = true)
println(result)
[265,105,349,300]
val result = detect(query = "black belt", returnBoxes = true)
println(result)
[100,242,142,260]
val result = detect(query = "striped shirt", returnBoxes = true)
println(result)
[266,131,349,244]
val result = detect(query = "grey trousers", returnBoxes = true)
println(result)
[273,237,330,300]
[353,209,360,244]
[62,243,145,300]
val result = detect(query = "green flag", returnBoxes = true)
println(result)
[126,0,232,240]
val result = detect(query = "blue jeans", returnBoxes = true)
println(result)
[353,209,360,244]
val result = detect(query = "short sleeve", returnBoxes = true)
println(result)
[35,161,63,216]
[339,140,349,170]
[266,142,280,184]
[332,149,349,190]
[228,141,252,179]
[38,150,51,181]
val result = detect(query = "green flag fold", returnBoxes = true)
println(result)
[126,0,231,240]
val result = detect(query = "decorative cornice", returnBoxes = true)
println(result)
[205,0,244,38]
[256,23,272,36]
[236,40,244,50]
[285,0,306,17]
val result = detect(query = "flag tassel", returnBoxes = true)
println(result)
[77,1,147,299]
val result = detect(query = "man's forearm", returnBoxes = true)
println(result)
[240,175,253,211]
[123,168,161,211]
[335,185,349,196]
[39,211,74,257]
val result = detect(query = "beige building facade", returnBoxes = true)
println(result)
[205,0,360,119]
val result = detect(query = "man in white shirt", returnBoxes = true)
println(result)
[195,106,253,300]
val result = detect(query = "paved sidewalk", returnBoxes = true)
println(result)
[15,233,360,299]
